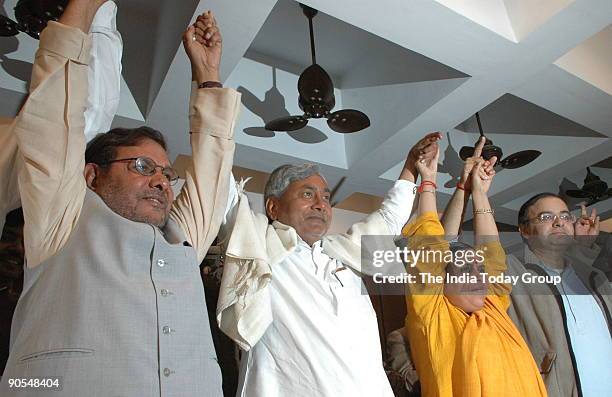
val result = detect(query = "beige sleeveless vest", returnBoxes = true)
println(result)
[1,190,223,396]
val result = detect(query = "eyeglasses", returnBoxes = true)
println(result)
[525,211,575,224]
[101,157,179,185]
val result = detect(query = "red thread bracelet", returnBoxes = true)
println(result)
[457,181,471,192]
[418,180,437,193]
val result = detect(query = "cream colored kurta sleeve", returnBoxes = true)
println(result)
[15,22,90,267]
[0,118,20,233]
[170,85,241,263]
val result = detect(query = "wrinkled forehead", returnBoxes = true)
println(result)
[528,196,569,217]
[114,139,171,167]
[287,173,329,192]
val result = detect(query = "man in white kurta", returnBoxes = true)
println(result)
[217,134,440,397]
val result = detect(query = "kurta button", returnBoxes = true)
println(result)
[163,368,174,377]
[160,289,171,297]
[162,326,175,334]
[157,259,166,267]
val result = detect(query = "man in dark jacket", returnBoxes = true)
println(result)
[507,193,611,397]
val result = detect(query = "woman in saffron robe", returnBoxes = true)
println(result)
[402,140,547,397]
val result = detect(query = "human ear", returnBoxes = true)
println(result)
[265,197,279,221]
[84,163,99,190]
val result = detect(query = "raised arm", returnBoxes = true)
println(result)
[402,145,447,276]
[401,145,448,313]
[414,144,439,217]
[441,137,496,237]
[1,1,121,236]
[169,11,241,262]
[17,0,106,267]
[0,120,20,234]
[84,0,123,141]
[329,132,441,244]
[470,159,498,242]
[470,160,509,298]
[324,133,440,275]
[380,132,441,235]
[399,132,441,183]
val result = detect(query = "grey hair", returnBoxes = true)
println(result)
[264,163,321,203]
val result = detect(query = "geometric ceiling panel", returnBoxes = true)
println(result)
[503,165,612,212]
[555,24,612,95]
[1,0,37,94]
[132,0,279,160]
[0,87,25,118]
[343,77,470,167]
[248,0,468,89]
[115,77,145,121]
[117,0,199,117]
[434,0,517,42]
[484,134,607,195]
[379,131,606,197]
[503,0,575,41]
[435,0,575,42]
[593,156,612,169]
[455,93,606,137]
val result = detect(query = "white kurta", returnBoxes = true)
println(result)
[234,180,415,397]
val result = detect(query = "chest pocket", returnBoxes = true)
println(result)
[19,348,95,364]
[330,267,375,319]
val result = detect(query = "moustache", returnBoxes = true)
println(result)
[305,213,328,223]
[139,191,168,207]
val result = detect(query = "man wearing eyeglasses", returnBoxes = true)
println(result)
[507,193,611,397]
[83,127,180,228]
[0,1,236,396]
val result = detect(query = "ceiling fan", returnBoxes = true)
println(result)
[0,0,67,39]
[265,4,370,134]
[566,167,612,204]
[459,112,541,169]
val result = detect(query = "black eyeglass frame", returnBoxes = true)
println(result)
[99,157,179,185]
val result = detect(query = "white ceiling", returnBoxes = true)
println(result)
[1,0,611,226]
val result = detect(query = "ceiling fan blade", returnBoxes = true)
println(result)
[499,150,541,169]
[0,15,20,37]
[265,115,308,132]
[566,189,592,199]
[298,64,334,106]
[327,109,370,133]
[459,146,474,161]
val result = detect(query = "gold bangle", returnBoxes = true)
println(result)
[473,208,494,215]
[420,189,436,194]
